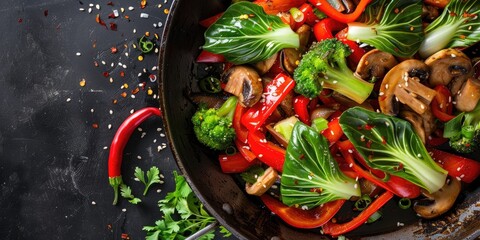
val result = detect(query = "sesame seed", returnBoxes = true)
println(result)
[91,201,96,205]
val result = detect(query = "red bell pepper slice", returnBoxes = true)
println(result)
[321,117,344,145]
[235,139,257,162]
[233,103,249,143]
[318,89,339,108]
[313,18,346,41]
[299,3,321,26]
[309,0,372,23]
[196,50,225,63]
[219,152,258,173]
[241,73,295,131]
[293,95,311,125]
[253,0,307,15]
[431,85,455,122]
[261,194,345,229]
[322,191,394,237]
[337,140,421,199]
[429,148,480,183]
[247,130,286,172]
[335,28,366,67]
[199,12,223,28]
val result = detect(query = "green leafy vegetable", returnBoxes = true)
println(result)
[419,0,480,58]
[281,122,360,209]
[273,116,299,142]
[135,166,163,196]
[444,102,480,153]
[120,184,142,204]
[202,1,299,64]
[346,0,424,58]
[143,171,230,240]
[240,165,265,184]
[339,107,448,194]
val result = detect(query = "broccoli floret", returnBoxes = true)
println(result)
[293,38,374,104]
[191,96,238,150]
[445,103,480,154]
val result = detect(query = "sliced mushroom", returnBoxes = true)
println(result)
[266,124,289,147]
[379,60,436,116]
[413,178,461,219]
[223,66,263,107]
[253,52,278,75]
[400,108,436,144]
[310,106,336,122]
[425,48,473,96]
[332,92,374,111]
[246,167,279,196]
[281,24,311,74]
[355,49,398,81]
[455,78,480,112]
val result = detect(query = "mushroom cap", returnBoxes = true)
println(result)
[379,59,436,116]
[355,49,398,81]
[223,65,263,107]
[413,178,461,219]
[425,48,473,96]
[281,24,311,75]
[455,78,480,112]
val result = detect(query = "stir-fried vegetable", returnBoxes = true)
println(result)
[346,0,424,58]
[340,107,448,194]
[444,102,480,154]
[281,122,360,209]
[419,0,480,58]
[293,38,373,103]
[203,2,300,64]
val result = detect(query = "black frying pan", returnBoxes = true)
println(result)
[158,0,480,239]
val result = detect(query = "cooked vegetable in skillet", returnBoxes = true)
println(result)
[190,0,480,237]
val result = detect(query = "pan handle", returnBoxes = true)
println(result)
[185,221,219,240]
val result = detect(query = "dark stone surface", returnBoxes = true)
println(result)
[0,1,205,239]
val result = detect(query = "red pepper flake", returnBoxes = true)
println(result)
[364,124,374,130]
[94,61,99,67]
[124,15,130,20]
[119,71,125,77]
[109,22,117,31]
[450,12,457,17]
[107,1,114,6]
[310,188,323,193]
[121,233,130,240]
[95,14,107,27]
[140,0,147,9]
[294,180,299,185]
[381,136,387,145]
[18,18,23,23]
[394,8,400,14]
[120,92,127,98]
[299,154,305,160]
[44,10,49,17]
[131,87,140,94]
[108,13,116,19]
[92,123,99,129]
[113,99,118,104]
[111,46,118,54]
[103,72,110,77]
[394,163,404,171]
[107,224,112,230]
[460,35,466,39]
[366,139,373,148]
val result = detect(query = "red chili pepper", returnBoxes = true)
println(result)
[293,95,311,125]
[429,148,480,183]
[431,85,455,122]
[199,12,223,28]
[241,73,295,131]
[247,130,286,172]
[253,0,307,15]
[309,0,372,23]
[261,194,345,229]
[218,152,259,173]
[108,107,162,205]
[196,50,226,63]
[337,140,421,198]
[235,139,257,162]
[321,117,344,145]
[299,3,320,26]
[322,191,394,236]
[233,103,249,143]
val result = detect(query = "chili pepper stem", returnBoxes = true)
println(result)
[109,176,123,205]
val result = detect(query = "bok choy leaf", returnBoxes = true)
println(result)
[339,107,448,194]
[202,2,299,64]
[281,122,360,209]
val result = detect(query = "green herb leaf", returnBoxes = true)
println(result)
[339,107,448,193]
[219,226,232,237]
[281,122,360,209]
[240,166,265,184]
[135,166,162,196]
[120,184,142,205]
[203,2,299,64]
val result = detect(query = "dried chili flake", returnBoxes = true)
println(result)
[121,92,127,98]
[141,0,147,9]
[107,1,114,6]
[109,22,117,31]
[95,14,107,27]
[18,18,23,23]
[364,124,374,130]
[44,10,48,17]
[381,136,387,145]
[94,61,99,67]
[121,233,130,240]
[103,72,110,77]
[113,99,118,104]
[366,139,373,148]
[132,87,140,94]
[92,123,99,129]
[108,13,116,19]
[111,46,118,54]
[120,71,125,77]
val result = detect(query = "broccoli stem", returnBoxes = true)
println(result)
[322,65,374,104]
[216,96,238,119]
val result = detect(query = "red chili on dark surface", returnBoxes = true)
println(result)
[108,107,162,205]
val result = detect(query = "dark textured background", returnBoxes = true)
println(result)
[0,0,219,239]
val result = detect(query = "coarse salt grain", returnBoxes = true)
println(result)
[140,13,149,18]
[128,6,134,11]
[76,52,82,56]
[66,98,71,102]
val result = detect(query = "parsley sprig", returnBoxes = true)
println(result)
[120,184,142,204]
[143,171,231,240]
[135,166,162,196]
